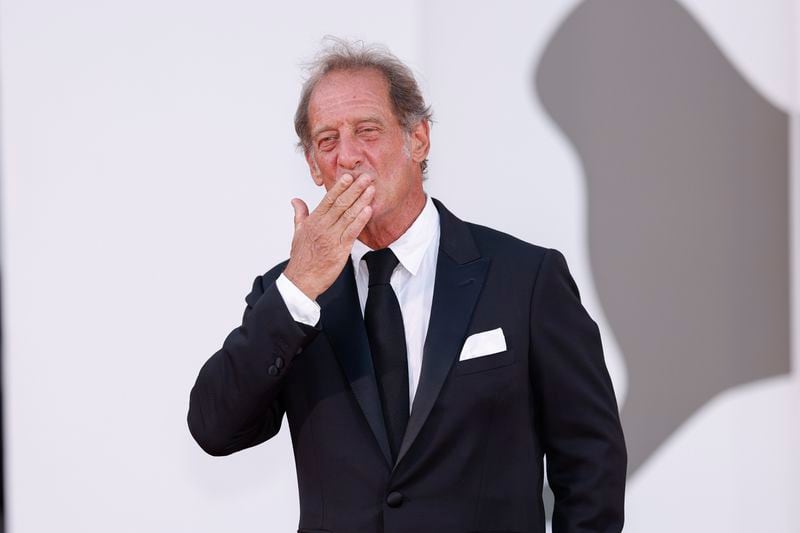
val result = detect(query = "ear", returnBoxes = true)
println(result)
[409,119,431,165]
[305,149,324,186]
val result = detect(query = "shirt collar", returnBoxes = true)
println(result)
[351,193,439,278]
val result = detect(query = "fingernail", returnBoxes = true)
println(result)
[342,174,353,184]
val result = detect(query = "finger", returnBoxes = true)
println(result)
[323,173,374,225]
[334,184,375,230]
[291,198,309,228]
[341,204,372,245]
[315,173,354,216]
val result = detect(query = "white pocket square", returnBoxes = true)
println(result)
[458,327,507,361]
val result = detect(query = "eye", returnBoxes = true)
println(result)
[357,126,380,138]
[317,136,337,151]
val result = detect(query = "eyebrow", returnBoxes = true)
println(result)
[311,116,385,139]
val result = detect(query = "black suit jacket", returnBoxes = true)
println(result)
[188,197,626,533]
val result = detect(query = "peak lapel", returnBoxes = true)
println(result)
[318,261,393,468]
[393,198,490,472]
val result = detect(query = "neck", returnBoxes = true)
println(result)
[358,189,427,250]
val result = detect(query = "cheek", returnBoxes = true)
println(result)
[374,146,403,173]
[321,173,338,191]
[313,153,339,179]
[316,152,335,169]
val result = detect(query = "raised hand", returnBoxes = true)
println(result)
[282,173,375,300]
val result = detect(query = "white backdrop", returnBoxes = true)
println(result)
[1,1,797,532]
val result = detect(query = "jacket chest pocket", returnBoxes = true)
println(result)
[454,349,515,376]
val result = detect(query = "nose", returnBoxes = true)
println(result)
[337,133,363,171]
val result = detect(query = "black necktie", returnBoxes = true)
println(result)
[363,248,409,462]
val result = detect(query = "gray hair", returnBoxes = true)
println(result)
[294,37,433,174]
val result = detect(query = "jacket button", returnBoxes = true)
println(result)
[267,365,279,376]
[386,491,403,507]
[275,356,284,369]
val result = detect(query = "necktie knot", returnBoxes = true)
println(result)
[364,248,399,286]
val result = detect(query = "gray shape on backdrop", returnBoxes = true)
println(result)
[535,0,790,476]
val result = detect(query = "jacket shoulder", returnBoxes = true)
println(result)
[465,221,552,263]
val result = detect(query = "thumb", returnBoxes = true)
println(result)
[290,198,309,228]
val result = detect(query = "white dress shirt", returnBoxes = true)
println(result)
[275,193,441,410]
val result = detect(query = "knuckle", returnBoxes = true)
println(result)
[343,204,358,222]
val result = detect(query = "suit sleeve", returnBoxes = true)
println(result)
[187,267,320,456]
[529,249,627,532]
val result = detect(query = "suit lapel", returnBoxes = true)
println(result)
[317,198,489,472]
[318,260,394,468]
[392,198,490,472]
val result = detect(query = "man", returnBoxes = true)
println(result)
[188,39,626,533]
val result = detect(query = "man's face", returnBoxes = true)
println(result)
[305,68,429,223]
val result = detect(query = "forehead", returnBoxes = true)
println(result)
[307,69,396,131]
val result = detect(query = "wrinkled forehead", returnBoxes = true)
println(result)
[307,68,396,129]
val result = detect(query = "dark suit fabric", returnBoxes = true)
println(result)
[188,198,627,533]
